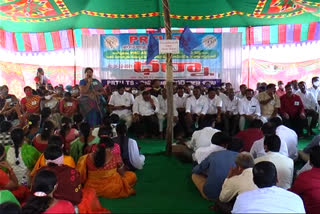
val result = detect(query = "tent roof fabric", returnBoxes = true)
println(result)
[0,0,319,33]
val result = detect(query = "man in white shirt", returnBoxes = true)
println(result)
[307,77,320,131]
[235,84,247,99]
[232,161,305,213]
[250,122,288,159]
[238,89,261,131]
[318,92,320,130]
[219,152,257,203]
[157,88,178,135]
[297,81,318,135]
[185,86,208,136]
[194,132,229,164]
[202,88,222,129]
[174,86,189,134]
[222,89,240,136]
[270,117,298,160]
[108,84,135,128]
[132,90,159,138]
[254,135,293,189]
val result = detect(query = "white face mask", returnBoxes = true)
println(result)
[45,95,52,100]
[131,89,138,95]
[313,81,319,87]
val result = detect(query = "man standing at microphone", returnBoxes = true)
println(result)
[79,67,105,127]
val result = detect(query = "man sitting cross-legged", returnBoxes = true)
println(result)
[191,139,242,201]
[232,161,305,213]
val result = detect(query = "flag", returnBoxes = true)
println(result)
[146,33,159,64]
[179,26,201,56]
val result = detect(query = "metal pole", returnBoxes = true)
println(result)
[162,0,173,155]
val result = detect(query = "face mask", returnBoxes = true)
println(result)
[2,90,8,96]
[72,89,79,94]
[131,89,138,95]
[189,86,194,90]
[45,95,52,100]
[313,81,320,87]
[25,91,32,96]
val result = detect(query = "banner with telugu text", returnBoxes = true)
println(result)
[100,33,222,86]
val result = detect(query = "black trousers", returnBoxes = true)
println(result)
[223,114,240,136]
[202,114,223,130]
[283,115,308,137]
[134,114,159,137]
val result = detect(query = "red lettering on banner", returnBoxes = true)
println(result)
[134,61,203,74]
[139,36,148,44]
[185,63,201,72]
[154,35,163,40]
[134,61,159,73]
[129,36,138,44]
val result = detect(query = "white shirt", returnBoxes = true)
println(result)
[174,93,188,109]
[108,91,135,116]
[222,97,239,114]
[158,95,178,116]
[185,95,208,115]
[254,152,294,189]
[232,186,305,213]
[238,97,261,116]
[250,137,289,159]
[218,92,228,103]
[276,125,298,160]
[132,95,159,116]
[296,90,318,110]
[206,95,222,114]
[219,168,257,203]
[308,86,320,102]
[185,127,221,151]
[194,144,225,164]
[235,92,245,99]
[128,138,145,170]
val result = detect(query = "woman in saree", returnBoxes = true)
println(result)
[76,136,137,198]
[70,122,99,163]
[55,117,79,154]
[0,145,30,203]
[79,67,106,128]
[36,144,109,213]
[23,114,41,144]
[32,120,55,153]
[30,136,75,177]
[20,86,41,116]
[22,170,75,214]
[5,128,40,187]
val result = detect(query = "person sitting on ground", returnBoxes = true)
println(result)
[59,92,78,119]
[70,122,99,163]
[296,81,318,136]
[30,136,75,177]
[40,91,60,127]
[222,88,240,136]
[32,120,55,153]
[238,89,261,131]
[55,117,79,154]
[76,136,137,198]
[0,121,13,146]
[0,145,30,203]
[280,83,307,138]
[108,83,135,129]
[20,86,41,116]
[254,135,293,189]
[0,190,20,214]
[0,85,19,125]
[194,132,231,164]
[232,161,305,213]
[215,152,257,213]
[37,144,109,213]
[6,128,40,186]
[258,83,281,122]
[185,86,208,136]
[269,117,298,160]
[113,123,145,171]
[23,114,41,143]
[191,139,242,201]
[290,146,320,214]
[22,170,75,214]
[235,119,263,152]
[132,90,160,138]
[250,122,288,158]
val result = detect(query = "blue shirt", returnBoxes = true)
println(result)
[192,150,238,200]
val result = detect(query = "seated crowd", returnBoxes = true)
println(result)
[0,67,319,213]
